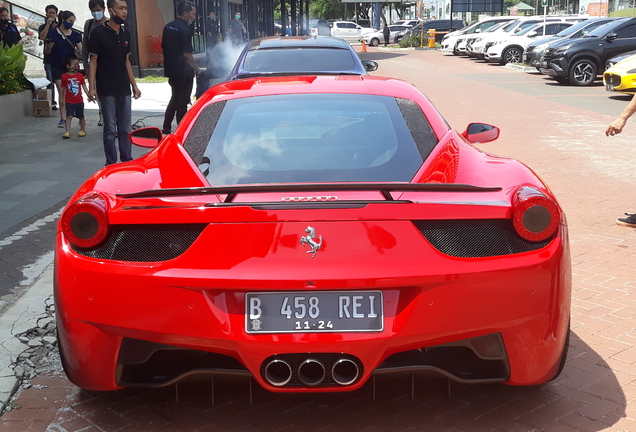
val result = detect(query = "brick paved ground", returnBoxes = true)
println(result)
[3,49,636,431]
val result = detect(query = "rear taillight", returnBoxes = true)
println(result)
[61,193,110,249]
[512,187,560,242]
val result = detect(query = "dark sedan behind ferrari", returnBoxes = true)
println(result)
[227,36,378,80]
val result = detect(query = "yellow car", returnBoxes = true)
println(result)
[603,51,636,94]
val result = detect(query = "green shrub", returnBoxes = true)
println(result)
[0,43,29,96]
[399,34,425,48]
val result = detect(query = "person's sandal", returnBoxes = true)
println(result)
[78,131,87,137]
[62,132,71,139]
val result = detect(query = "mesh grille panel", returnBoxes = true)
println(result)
[608,74,621,87]
[72,224,207,262]
[413,219,550,258]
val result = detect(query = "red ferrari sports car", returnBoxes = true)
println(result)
[55,75,571,392]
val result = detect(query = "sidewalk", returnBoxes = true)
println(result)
[0,81,176,410]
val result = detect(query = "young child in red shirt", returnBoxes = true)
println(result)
[60,54,89,139]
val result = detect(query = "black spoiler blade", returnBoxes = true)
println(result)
[118,183,502,203]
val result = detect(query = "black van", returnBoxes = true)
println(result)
[409,20,465,42]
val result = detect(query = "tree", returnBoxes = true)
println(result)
[309,0,345,19]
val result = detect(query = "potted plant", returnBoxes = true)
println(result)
[0,43,33,126]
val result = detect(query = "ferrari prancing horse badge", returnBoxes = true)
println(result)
[300,226,322,258]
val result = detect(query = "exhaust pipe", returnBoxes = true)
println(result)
[298,359,326,386]
[332,358,360,386]
[264,359,292,387]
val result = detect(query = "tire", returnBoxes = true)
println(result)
[501,47,523,65]
[550,320,570,381]
[370,38,379,47]
[56,330,72,380]
[569,59,597,86]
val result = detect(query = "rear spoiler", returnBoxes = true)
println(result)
[119,183,502,203]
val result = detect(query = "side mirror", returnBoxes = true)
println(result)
[462,123,500,144]
[362,60,379,72]
[606,32,618,41]
[129,127,162,148]
[528,30,538,37]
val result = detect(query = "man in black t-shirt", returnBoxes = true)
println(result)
[0,7,21,47]
[87,0,141,166]
[161,1,200,135]
[38,5,59,110]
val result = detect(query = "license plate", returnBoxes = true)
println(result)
[606,83,615,92]
[523,54,528,62]
[245,291,383,334]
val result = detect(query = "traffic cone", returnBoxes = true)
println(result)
[361,39,367,52]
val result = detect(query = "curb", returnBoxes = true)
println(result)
[0,265,54,410]
[504,63,538,73]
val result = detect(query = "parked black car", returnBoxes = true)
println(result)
[541,17,636,86]
[408,19,464,42]
[227,36,378,81]
[523,18,619,69]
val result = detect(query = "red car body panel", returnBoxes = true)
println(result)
[55,75,571,392]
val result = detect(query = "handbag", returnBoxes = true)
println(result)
[59,29,84,69]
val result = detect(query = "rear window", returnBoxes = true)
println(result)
[244,48,356,72]
[193,94,428,185]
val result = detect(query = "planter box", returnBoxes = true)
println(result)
[0,90,34,127]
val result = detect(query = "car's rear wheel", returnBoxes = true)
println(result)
[370,37,379,47]
[56,330,72,380]
[502,47,523,65]
[550,320,570,381]
[569,59,597,86]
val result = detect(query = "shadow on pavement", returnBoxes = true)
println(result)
[358,52,409,62]
[25,330,625,431]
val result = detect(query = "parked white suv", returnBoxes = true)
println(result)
[330,21,375,41]
[485,21,573,64]
[441,17,515,55]
[469,16,582,59]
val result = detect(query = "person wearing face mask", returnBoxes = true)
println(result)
[161,1,200,135]
[205,11,218,50]
[45,10,82,128]
[83,0,108,127]
[87,0,141,166]
[38,5,59,111]
[0,7,22,48]
[229,11,245,44]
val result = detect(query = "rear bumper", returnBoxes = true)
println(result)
[55,223,571,392]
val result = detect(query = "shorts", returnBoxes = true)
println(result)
[65,102,85,119]
[51,65,66,81]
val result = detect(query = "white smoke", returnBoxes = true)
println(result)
[204,39,247,84]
